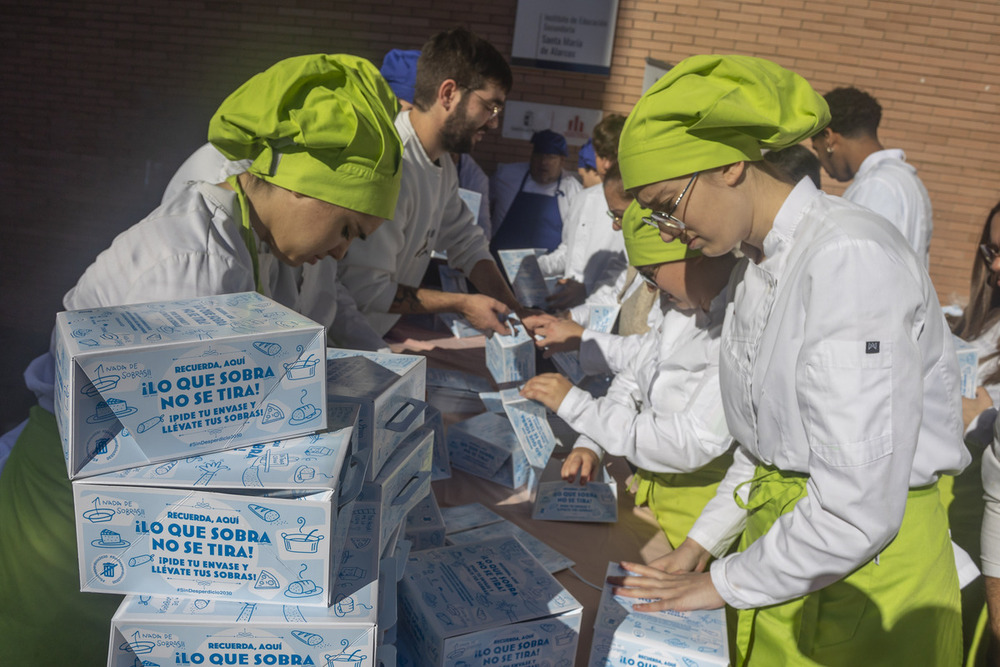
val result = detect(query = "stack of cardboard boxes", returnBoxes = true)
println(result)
[57,292,432,667]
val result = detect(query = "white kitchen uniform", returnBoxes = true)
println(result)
[537,183,627,294]
[981,415,1000,576]
[687,177,970,610]
[843,148,932,268]
[558,291,732,473]
[338,110,495,336]
[489,161,582,234]
[159,143,386,350]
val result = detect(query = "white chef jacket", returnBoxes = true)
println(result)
[456,153,492,239]
[558,292,733,473]
[158,143,385,350]
[688,178,970,610]
[537,183,627,294]
[981,415,1000,577]
[489,162,582,233]
[843,148,932,268]
[338,111,495,336]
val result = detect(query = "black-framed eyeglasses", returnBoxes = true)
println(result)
[637,264,660,289]
[981,243,999,267]
[642,172,699,234]
[459,84,503,120]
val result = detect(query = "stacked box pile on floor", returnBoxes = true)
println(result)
[54,291,326,478]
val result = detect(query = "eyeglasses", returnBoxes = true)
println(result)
[981,243,999,267]
[642,172,699,234]
[637,264,660,289]
[460,84,503,120]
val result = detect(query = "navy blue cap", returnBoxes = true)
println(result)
[577,139,597,169]
[531,129,568,156]
[380,49,420,103]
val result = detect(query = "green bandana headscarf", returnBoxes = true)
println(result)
[622,200,700,267]
[209,54,403,219]
[619,54,830,190]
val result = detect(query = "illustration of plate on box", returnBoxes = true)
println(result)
[120,639,155,655]
[86,398,138,424]
[284,578,323,598]
[93,529,131,548]
[83,508,114,523]
[81,370,120,397]
[288,402,321,426]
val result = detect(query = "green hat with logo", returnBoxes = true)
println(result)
[622,200,700,267]
[209,53,403,219]
[619,54,829,190]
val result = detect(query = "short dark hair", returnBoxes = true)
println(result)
[762,145,821,188]
[824,87,881,138]
[412,27,512,111]
[591,114,627,161]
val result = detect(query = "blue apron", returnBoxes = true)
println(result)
[490,169,565,253]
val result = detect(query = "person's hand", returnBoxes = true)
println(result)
[648,538,712,574]
[561,448,600,484]
[608,562,724,612]
[517,308,551,334]
[460,294,511,335]
[963,386,994,429]
[533,318,584,356]
[546,278,587,310]
[520,373,574,412]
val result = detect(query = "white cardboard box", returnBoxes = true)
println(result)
[589,563,729,667]
[404,492,446,551]
[108,593,376,667]
[485,321,535,386]
[532,456,618,523]
[497,248,551,309]
[53,291,326,478]
[361,426,434,557]
[445,520,574,574]
[325,349,427,481]
[74,414,364,606]
[446,411,530,489]
[398,536,583,667]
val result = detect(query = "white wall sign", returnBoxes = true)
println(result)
[501,100,604,147]
[511,0,620,75]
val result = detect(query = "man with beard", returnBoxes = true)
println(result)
[338,28,524,336]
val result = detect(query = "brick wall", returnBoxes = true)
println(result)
[2,0,999,426]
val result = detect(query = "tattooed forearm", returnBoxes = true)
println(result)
[392,284,423,312]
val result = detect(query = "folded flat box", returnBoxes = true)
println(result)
[74,411,365,607]
[589,563,729,667]
[446,411,530,489]
[398,536,582,667]
[325,349,426,481]
[54,292,327,479]
[532,455,618,523]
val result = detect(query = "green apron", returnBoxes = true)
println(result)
[631,452,733,549]
[0,406,124,665]
[733,465,962,667]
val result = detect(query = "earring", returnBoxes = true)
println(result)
[826,147,833,154]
